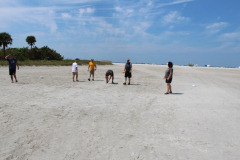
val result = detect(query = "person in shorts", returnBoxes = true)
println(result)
[72,60,78,82]
[164,61,173,94]
[123,59,132,85]
[105,70,114,84]
[5,54,19,83]
[88,59,97,81]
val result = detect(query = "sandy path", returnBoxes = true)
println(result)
[0,64,240,160]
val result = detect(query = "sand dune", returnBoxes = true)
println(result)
[0,63,240,160]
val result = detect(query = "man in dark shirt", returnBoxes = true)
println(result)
[5,54,19,83]
[123,59,132,85]
[105,70,114,83]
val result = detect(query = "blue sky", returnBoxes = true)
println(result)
[1,0,240,67]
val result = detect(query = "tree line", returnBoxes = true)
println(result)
[0,32,63,60]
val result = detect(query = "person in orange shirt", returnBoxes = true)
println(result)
[88,59,97,81]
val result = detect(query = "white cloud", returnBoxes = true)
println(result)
[147,1,153,6]
[0,7,58,33]
[219,42,234,49]
[133,22,151,35]
[156,0,194,8]
[126,9,134,14]
[206,22,228,29]
[205,22,228,34]
[114,6,134,17]
[219,32,240,42]
[86,8,94,13]
[163,11,189,23]
[115,6,122,12]
[61,13,71,18]
[79,8,95,16]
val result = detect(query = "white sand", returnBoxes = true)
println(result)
[0,64,240,160]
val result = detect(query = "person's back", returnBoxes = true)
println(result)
[72,61,78,82]
[106,70,113,76]
[125,62,131,71]
[105,70,114,83]
[72,62,77,72]
[7,57,17,69]
[5,54,19,83]
[123,59,132,85]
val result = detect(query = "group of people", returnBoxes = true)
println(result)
[5,54,173,94]
[71,58,173,94]
[71,58,133,85]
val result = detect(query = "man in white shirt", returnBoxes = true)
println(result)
[72,60,78,82]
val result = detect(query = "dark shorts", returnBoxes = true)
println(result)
[105,71,114,76]
[166,78,172,83]
[9,69,16,75]
[125,71,132,78]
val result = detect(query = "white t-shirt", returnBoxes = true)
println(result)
[72,62,78,72]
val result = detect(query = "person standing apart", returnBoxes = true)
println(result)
[88,59,97,81]
[105,70,114,84]
[123,59,132,85]
[72,60,78,82]
[164,61,173,94]
[5,54,19,83]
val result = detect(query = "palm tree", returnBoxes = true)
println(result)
[0,32,13,59]
[26,36,36,49]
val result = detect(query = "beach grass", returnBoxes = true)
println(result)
[0,59,112,66]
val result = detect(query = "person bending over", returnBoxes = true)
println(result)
[105,70,114,84]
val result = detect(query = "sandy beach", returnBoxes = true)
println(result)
[0,63,240,160]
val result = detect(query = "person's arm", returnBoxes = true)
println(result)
[130,63,132,73]
[167,72,172,80]
[109,76,112,81]
[16,62,19,70]
[5,55,10,60]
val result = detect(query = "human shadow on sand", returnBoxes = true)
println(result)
[92,80,104,81]
[170,93,184,95]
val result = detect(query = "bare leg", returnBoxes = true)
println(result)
[73,74,75,82]
[14,75,18,82]
[167,83,171,93]
[125,77,127,83]
[10,75,13,83]
[128,78,131,84]
[76,73,78,81]
[92,72,94,80]
[169,84,172,93]
[105,76,108,83]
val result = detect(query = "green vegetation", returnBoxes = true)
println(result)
[0,46,63,60]
[26,36,36,49]
[0,32,112,66]
[0,32,13,59]
[0,59,112,66]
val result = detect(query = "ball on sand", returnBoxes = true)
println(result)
[40,76,43,79]
[122,71,125,73]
